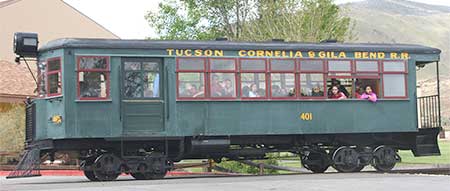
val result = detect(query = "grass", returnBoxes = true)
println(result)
[398,139,450,165]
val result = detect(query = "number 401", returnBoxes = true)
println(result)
[300,112,313,121]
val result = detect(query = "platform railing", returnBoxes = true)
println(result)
[417,95,441,129]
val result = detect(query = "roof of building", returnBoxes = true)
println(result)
[0,60,36,96]
[40,38,441,54]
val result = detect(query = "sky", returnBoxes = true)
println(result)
[63,0,450,39]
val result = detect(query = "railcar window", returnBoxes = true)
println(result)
[177,58,206,99]
[356,60,378,72]
[47,57,62,96]
[271,73,295,97]
[210,58,236,98]
[178,73,205,98]
[299,60,324,71]
[382,61,407,98]
[77,56,110,100]
[240,59,266,71]
[383,74,406,97]
[383,61,406,72]
[300,74,325,97]
[123,61,160,98]
[328,60,352,76]
[270,59,295,71]
[241,73,266,98]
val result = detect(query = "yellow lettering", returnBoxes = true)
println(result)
[175,49,183,56]
[239,50,247,57]
[194,49,202,56]
[339,52,346,58]
[308,51,315,58]
[401,52,409,59]
[274,51,281,57]
[214,50,224,57]
[390,52,398,59]
[248,50,255,57]
[318,51,326,58]
[265,50,273,57]
[256,50,264,57]
[355,52,361,59]
[204,50,213,56]
[166,49,174,56]
[294,51,303,58]
[185,49,192,56]
[378,52,385,59]
[362,52,369,59]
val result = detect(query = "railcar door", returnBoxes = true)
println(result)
[121,58,164,135]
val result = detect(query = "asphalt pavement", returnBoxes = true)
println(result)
[1,172,450,191]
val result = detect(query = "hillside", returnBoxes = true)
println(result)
[342,0,450,80]
[342,0,450,128]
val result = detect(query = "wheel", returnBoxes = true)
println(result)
[332,147,360,173]
[372,146,398,172]
[83,170,98,181]
[92,153,121,181]
[301,149,331,173]
[131,163,167,180]
[352,164,365,172]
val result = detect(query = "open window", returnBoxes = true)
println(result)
[299,59,326,98]
[270,59,296,98]
[177,58,206,99]
[209,58,237,98]
[46,57,62,97]
[240,59,267,99]
[77,56,110,100]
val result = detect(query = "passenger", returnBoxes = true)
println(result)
[328,79,349,97]
[360,85,377,102]
[193,85,205,98]
[249,83,260,97]
[242,86,250,97]
[272,85,281,96]
[183,83,197,97]
[329,85,347,100]
[223,79,234,96]
[211,75,224,97]
[311,86,324,97]
[354,84,363,99]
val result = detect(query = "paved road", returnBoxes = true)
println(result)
[1,173,450,191]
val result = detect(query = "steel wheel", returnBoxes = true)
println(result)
[372,146,398,172]
[131,163,167,180]
[93,153,121,181]
[301,149,331,173]
[83,170,98,181]
[332,147,360,173]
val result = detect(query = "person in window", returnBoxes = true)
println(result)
[182,83,197,97]
[223,79,234,97]
[360,85,377,102]
[211,75,224,97]
[272,85,281,96]
[193,85,205,98]
[242,86,250,97]
[329,86,347,99]
[249,83,260,97]
[311,86,324,97]
[328,79,349,97]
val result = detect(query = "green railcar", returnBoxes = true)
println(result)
[8,33,442,180]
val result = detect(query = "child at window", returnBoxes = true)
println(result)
[329,86,347,100]
[360,85,377,102]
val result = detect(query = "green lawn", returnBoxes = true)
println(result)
[398,139,450,164]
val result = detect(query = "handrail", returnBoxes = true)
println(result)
[417,95,441,128]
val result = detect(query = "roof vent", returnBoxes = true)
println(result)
[216,37,228,41]
[320,39,338,43]
[272,39,284,42]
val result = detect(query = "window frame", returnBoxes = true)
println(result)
[176,57,207,100]
[46,57,62,97]
[240,58,268,100]
[269,58,297,99]
[381,60,408,99]
[298,59,327,99]
[76,56,111,100]
[122,59,162,99]
[208,58,238,100]
[354,59,381,79]
[326,59,353,78]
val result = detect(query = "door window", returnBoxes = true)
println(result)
[123,60,160,98]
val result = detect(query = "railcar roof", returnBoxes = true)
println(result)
[39,38,441,54]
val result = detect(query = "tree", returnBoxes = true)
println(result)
[146,0,354,42]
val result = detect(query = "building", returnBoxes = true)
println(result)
[0,0,119,102]
[0,0,119,159]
